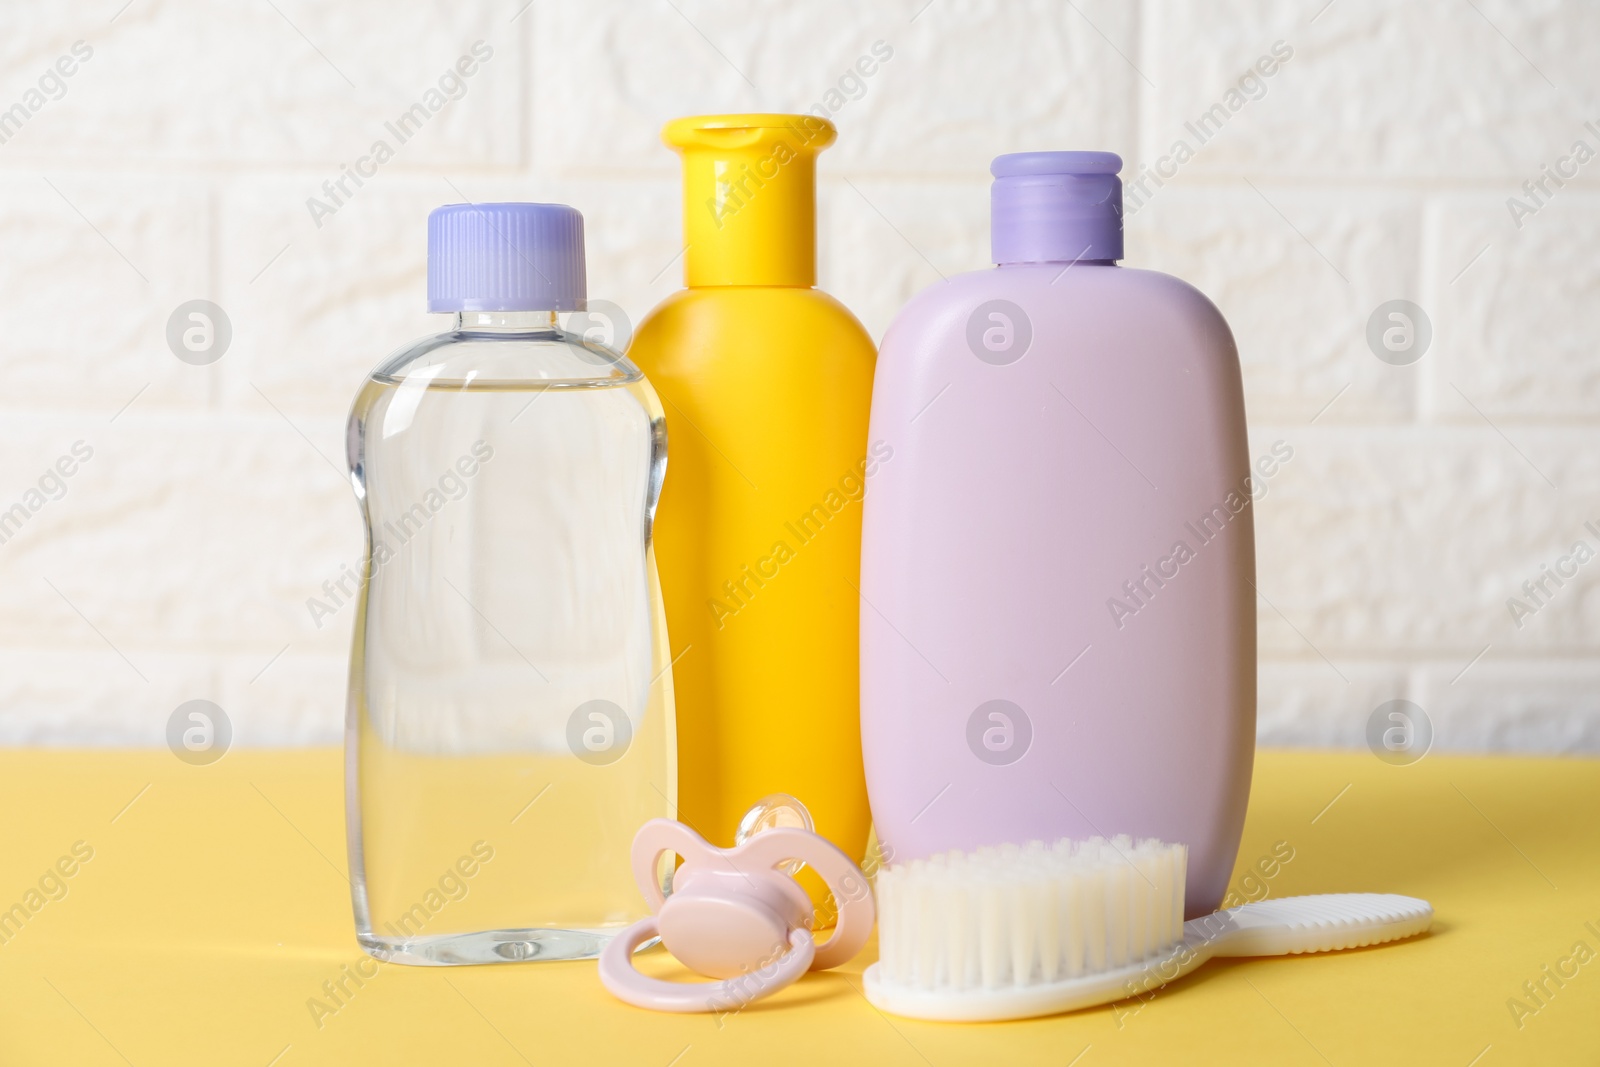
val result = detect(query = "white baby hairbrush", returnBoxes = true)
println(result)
[863,837,1432,1023]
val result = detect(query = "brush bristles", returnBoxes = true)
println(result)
[874,836,1187,991]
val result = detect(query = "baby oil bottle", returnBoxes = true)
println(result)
[344,203,675,963]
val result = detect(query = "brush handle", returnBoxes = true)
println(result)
[1194,893,1434,960]
[1150,893,1433,986]
[1093,893,1435,1008]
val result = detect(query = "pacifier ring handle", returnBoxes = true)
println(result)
[598,919,816,1014]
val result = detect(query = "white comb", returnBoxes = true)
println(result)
[863,836,1432,1022]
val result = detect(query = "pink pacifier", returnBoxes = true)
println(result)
[599,796,874,1013]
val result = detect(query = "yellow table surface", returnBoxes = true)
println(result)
[1,749,1595,1066]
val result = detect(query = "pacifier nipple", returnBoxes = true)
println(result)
[735,793,813,876]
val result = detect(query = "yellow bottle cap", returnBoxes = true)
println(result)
[662,113,837,288]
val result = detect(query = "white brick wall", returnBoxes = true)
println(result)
[0,0,1594,753]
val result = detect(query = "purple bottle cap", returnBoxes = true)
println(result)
[427,202,587,313]
[990,152,1123,266]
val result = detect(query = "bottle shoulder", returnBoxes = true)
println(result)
[633,286,875,352]
[889,263,1224,318]
[880,264,1234,359]
[369,326,643,389]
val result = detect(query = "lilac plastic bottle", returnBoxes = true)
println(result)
[860,152,1254,917]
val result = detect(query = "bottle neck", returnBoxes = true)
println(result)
[452,310,558,333]
[669,116,835,288]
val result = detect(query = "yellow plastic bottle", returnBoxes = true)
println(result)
[629,114,876,897]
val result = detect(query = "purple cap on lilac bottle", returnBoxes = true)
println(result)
[990,151,1123,265]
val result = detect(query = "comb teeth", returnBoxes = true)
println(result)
[874,837,1187,991]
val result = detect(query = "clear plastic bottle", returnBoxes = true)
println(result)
[343,203,675,965]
